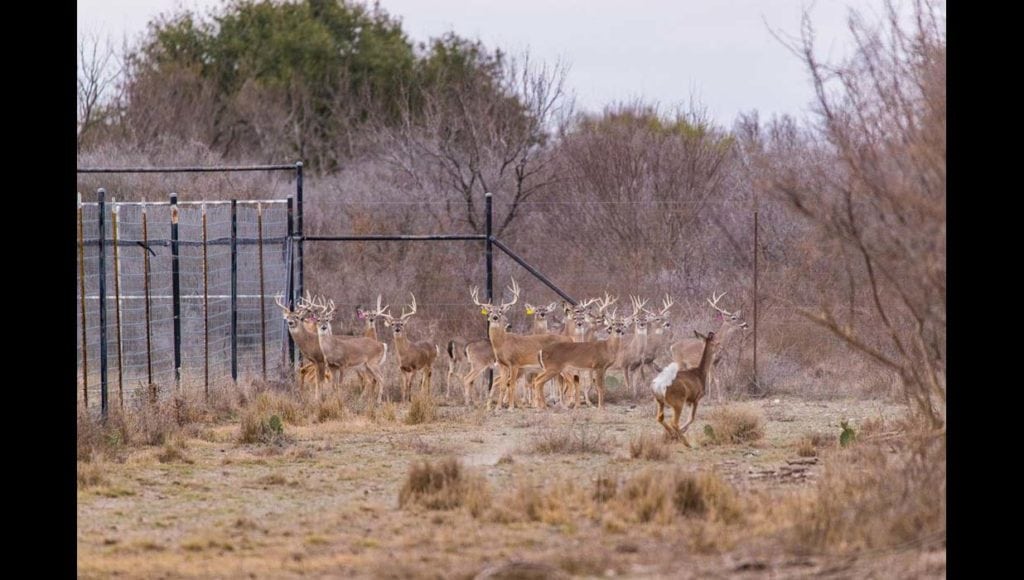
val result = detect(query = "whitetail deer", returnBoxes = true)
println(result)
[569,294,618,405]
[275,293,331,395]
[381,294,439,402]
[634,295,675,382]
[447,321,512,406]
[353,295,389,396]
[651,330,716,445]
[612,296,654,397]
[524,301,559,333]
[470,280,573,409]
[670,292,748,401]
[531,300,631,409]
[313,299,388,402]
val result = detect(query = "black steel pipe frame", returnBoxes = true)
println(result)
[285,197,295,368]
[170,193,182,388]
[142,203,154,390]
[485,193,494,393]
[111,199,124,409]
[230,200,239,383]
[295,162,304,331]
[490,239,576,305]
[77,164,298,173]
[752,210,759,388]
[97,189,109,419]
[257,203,268,380]
[202,203,210,396]
[78,194,88,407]
[303,234,487,242]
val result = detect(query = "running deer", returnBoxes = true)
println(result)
[313,299,388,402]
[469,280,572,409]
[530,299,631,409]
[381,294,439,402]
[651,330,716,446]
[669,292,748,401]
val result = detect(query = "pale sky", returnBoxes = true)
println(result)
[78,0,894,126]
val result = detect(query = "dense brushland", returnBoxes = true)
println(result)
[78,1,946,577]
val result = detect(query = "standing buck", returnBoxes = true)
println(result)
[470,280,572,409]
[531,299,631,409]
[651,330,716,445]
[314,299,388,402]
[275,293,330,395]
[381,294,439,402]
[612,296,654,397]
[670,292,748,401]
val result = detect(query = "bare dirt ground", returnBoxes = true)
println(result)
[77,395,944,579]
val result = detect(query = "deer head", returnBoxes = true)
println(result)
[707,291,748,335]
[382,293,420,335]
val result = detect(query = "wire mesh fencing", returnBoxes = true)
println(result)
[77,192,292,415]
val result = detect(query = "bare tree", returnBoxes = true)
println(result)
[763,0,945,426]
[370,53,572,235]
[77,33,122,151]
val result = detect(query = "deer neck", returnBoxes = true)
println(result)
[696,338,717,380]
[532,318,548,333]
[363,320,377,340]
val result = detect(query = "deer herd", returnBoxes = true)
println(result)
[274,280,748,442]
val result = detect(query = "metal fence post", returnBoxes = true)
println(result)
[170,193,182,388]
[485,192,494,394]
[97,189,109,420]
[295,162,304,312]
[285,196,295,368]
[78,193,88,407]
[230,199,238,383]
[141,202,154,398]
[202,202,210,396]
[752,209,759,390]
[111,198,124,408]
[257,202,267,380]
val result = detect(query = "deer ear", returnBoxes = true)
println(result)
[733,310,742,317]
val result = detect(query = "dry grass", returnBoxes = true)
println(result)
[316,393,347,423]
[77,461,108,489]
[702,404,765,445]
[527,419,612,455]
[601,468,742,526]
[405,390,438,425]
[398,458,491,517]
[238,411,287,445]
[629,432,669,461]
[797,431,833,457]
[156,439,193,464]
[787,433,946,553]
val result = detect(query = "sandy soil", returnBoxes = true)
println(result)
[77,396,944,579]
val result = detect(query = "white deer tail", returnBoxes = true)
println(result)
[651,362,679,398]
[380,343,388,366]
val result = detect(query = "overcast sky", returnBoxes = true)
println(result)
[78,0,891,126]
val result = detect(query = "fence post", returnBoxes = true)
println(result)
[202,202,210,397]
[295,162,304,313]
[285,196,295,368]
[170,193,182,389]
[230,199,238,383]
[78,193,88,407]
[141,201,154,399]
[97,189,109,420]
[752,209,759,390]
[485,192,494,394]
[111,198,124,409]
[257,202,267,380]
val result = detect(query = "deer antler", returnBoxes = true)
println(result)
[500,278,520,311]
[707,291,732,316]
[373,294,389,317]
[470,286,487,308]
[660,294,674,316]
[400,293,418,320]
[274,293,290,312]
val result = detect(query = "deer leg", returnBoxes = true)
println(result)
[678,399,700,436]
[625,364,635,398]
[596,369,606,409]
[656,399,674,438]
[670,403,687,444]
